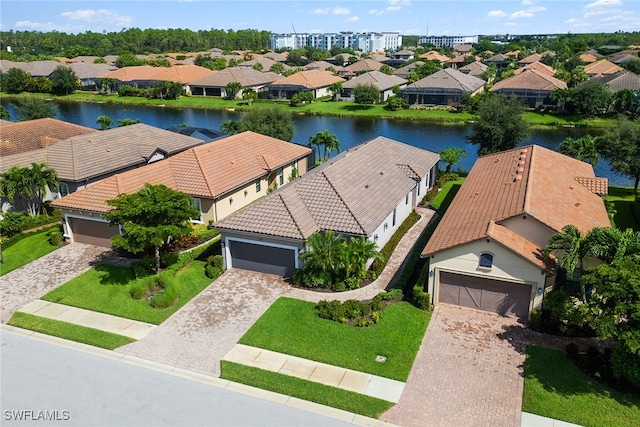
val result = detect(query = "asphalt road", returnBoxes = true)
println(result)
[0,331,354,427]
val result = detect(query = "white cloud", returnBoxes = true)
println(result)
[521,0,534,5]
[487,10,508,18]
[332,7,350,15]
[584,8,620,18]
[345,16,360,22]
[313,8,330,14]
[386,6,402,12]
[509,10,535,19]
[15,20,80,32]
[369,9,384,16]
[61,9,133,26]
[368,0,409,16]
[565,18,580,24]
[388,0,411,6]
[526,6,547,13]
[584,0,622,9]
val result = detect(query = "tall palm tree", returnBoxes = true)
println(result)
[0,166,30,207]
[345,236,383,279]
[586,227,640,264]
[557,135,599,166]
[544,225,594,303]
[25,163,58,216]
[300,230,345,279]
[308,130,340,163]
[439,147,467,173]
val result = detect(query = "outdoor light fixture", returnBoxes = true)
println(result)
[429,270,434,278]
[384,222,388,230]
[537,287,543,295]
[374,234,379,242]
[229,197,233,204]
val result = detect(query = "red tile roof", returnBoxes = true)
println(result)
[422,145,611,262]
[101,65,215,84]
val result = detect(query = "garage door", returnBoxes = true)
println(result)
[69,218,118,247]
[229,241,295,277]
[438,272,531,320]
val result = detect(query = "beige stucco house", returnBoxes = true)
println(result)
[50,131,312,247]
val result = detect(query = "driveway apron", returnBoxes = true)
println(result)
[1,243,124,323]
[115,269,290,377]
[381,305,527,427]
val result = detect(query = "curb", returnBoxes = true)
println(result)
[1,324,397,427]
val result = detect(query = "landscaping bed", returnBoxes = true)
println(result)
[523,346,640,427]
[239,297,430,382]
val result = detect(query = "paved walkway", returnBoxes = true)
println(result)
[115,269,291,377]
[17,300,156,340]
[223,344,405,403]
[521,413,583,427]
[286,207,436,303]
[381,304,527,427]
[0,243,130,323]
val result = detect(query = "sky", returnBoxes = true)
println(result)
[1,0,639,36]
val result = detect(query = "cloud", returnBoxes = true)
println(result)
[509,10,535,19]
[526,6,547,13]
[345,16,360,22]
[369,9,384,16]
[14,20,79,32]
[61,9,133,26]
[313,7,350,15]
[487,10,508,18]
[386,6,402,12]
[368,0,410,16]
[584,0,622,9]
[521,0,534,5]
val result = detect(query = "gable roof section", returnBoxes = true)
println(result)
[345,59,385,73]
[422,145,611,260]
[2,124,202,180]
[459,61,488,76]
[513,61,556,77]
[584,59,623,77]
[419,51,450,62]
[0,118,97,157]
[405,68,485,92]
[189,67,280,87]
[342,71,407,90]
[487,221,551,271]
[518,53,542,65]
[269,70,345,89]
[490,69,566,92]
[101,65,215,84]
[215,137,440,239]
[50,131,311,213]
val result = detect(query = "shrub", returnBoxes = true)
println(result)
[129,276,155,299]
[412,285,431,311]
[131,261,150,279]
[207,255,224,269]
[530,289,595,337]
[315,291,401,326]
[151,275,179,309]
[205,265,222,279]
[160,252,179,268]
[118,85,144,97]
[0,212,26,237]
[48,230,63,246]
[611,345,640,388]
[344,276,361,290]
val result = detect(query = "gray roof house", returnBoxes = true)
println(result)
[339,71,408,102]
[592,70,640,93]
[214,136,440,277]
[1,123,203,201]
[393,61,424,79]
[459,61,488,77]
[402,68,486,107]
[189,67,281,98]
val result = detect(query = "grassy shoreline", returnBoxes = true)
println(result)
[1,91,615,128]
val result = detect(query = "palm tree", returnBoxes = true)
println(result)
[544,224,597,303]
[225,81,242,100]
[439,147,467,173]
[96,115,113,130]
[0,166,30,207]
[328,82,343,100]
[345,236,383,279]
[586,227,640,264]
[300,231,345,280]
[26,163,58,216]
[308,130,340,163]
[0,163,57,216]
[557,135,599,166]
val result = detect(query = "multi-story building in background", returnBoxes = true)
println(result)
[418,35,478,48]
[269,32,403,53]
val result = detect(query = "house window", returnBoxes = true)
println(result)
[255,179,261,193]
[392,208,397,227]
[190,198,203,222]
[59,182,70,197]
[479,253,493,269]
[279,168,284,185]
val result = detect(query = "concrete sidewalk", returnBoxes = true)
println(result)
[223,344,404,403]
[521,412,583,426]
[17,300,156,340]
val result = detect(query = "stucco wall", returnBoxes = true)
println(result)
[500,215,555,249]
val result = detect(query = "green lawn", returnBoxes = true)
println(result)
[220,361,394,419]
[239,297,430,382]
[8,312,134,350]
[0,228,60,276]
[430,178,465,213]
[41,260,212,324]
[523,346,640,427]
[605,186,639,231]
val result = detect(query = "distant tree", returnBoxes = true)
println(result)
[114,53,145,68]
[557,135,599,166]
[622,59,640,75]
[468,94,530,155]
[3,68,31,94]
[568,65,588,87]
[100,77,115,94]
[225,81,242,100]
[597,117,640,195]
[334,54,346,66]
[93,57,107,64]
[146,57,172,67]
[328,82,343,100]
[439,147,467,173]
[385,95,408,111]
[96,115,113,130]
[117,118,141,127]
[379,64,394,75]
[353,83,380,105]
[480,63,497,83]
[406,72,419,83]
[220,119,245,135]
[415,60,442,78]
[105,183,200,274]
[11,96,58,121]
[239,105,296,141]
[242,87,258,103]
[0,163,58,216]
[565,80,612,116]
[269,62,285,74]
[0,105,10,120]
[287,49,306,66]
[252,62,263,71]
[49,65,79,95]
[612,89,637,114]
[212,57,227,70]
[308,130,340,163]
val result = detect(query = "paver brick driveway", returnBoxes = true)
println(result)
[382,304,527,427]
[116,269,290,377]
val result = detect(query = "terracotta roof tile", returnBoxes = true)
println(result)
[487,222,552,271]
[342,71,407,90]
[490,69,566,91]
[574,177,608,196]
[345,59,386,73]
[215,137,440,239]
[51,131,311,213]
[101,65,215,83]
[423,145,611,261]
[513,61,556,77]
[269,69,345,89]
[584,59,623,77]
[405,68,485,92]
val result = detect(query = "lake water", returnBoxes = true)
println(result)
[1,99,631,186]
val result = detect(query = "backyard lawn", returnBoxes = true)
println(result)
[7,312,134,350]
[41,260,212,324]
[239,297,430,382]
[0,227,60,276]
[605,186,639,231]
[523,346,640,427]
